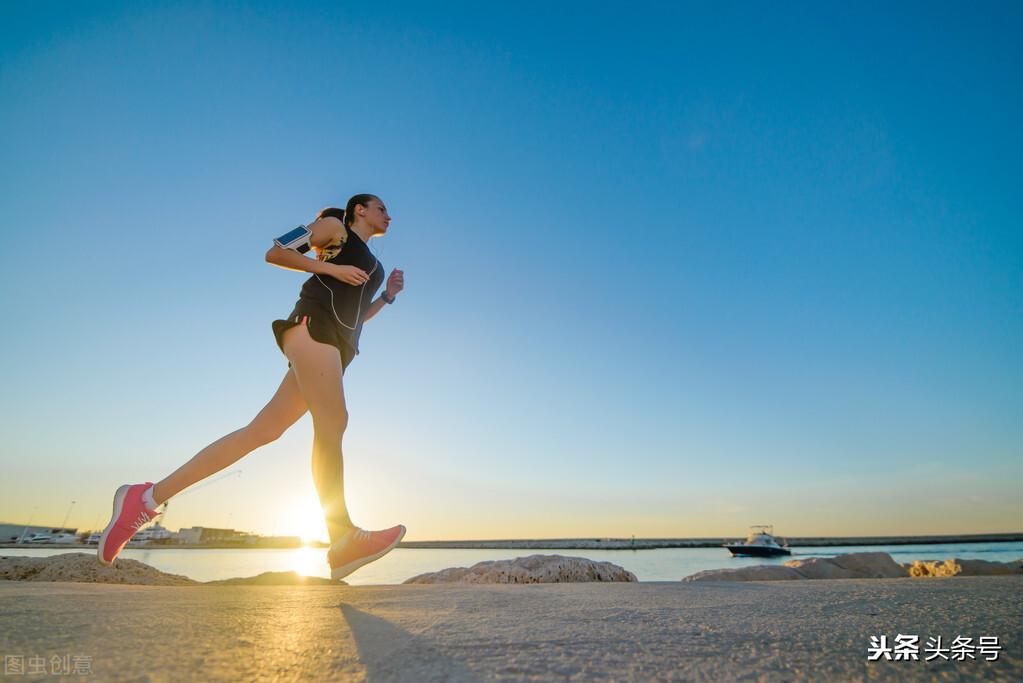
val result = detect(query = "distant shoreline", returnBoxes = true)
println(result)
[2,532,1020,551]
[398,532,1023,550]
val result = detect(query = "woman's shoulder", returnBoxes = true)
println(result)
[316,229,349,262]
[305,216,344,256]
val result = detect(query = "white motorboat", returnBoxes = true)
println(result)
[26,532,79,544]
[126,522,174,545]
[723,525,791,557]
[24,533,55,544]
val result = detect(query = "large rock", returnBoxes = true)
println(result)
[905,557,1023,578]
[0,553,198,585]
[781,556,859,580]
[958,558,1023,576]
[0,554,348,586]
[790,552,907,579]
[682,565,806,582]
[682,552,908,582]
[206,571,338,585]
[403,554,637,584]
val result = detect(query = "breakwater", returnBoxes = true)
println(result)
[398,532,1023,550]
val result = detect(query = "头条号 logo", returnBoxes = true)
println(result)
[867,634,1001,662]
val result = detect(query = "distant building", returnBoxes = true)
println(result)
[175,526,202,544]
[253,535,303,548]
[176,526,258,545]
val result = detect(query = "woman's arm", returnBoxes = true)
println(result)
[265,217,370,284]
[362,268,404,323]
[361,296,387,323]
[265,244,339,275]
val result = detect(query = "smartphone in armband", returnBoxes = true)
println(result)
[274,225,313,254]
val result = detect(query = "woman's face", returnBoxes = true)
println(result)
[360,198,391,236]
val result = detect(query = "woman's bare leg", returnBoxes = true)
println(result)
[281,323,354,545]
[150,369,308,505]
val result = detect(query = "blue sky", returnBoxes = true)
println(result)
[1,1,1020,541]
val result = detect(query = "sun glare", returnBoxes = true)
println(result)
[279,495,329,545]
[289,546,327,578]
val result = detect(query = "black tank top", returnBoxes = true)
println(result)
[291,228,384,354]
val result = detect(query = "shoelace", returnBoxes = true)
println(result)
[129,510,152,531]
[328,527,387,554]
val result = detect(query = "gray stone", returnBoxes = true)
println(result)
[683,552,908,582]
[205,571,340,585]
[802,551,907,579]
[403,553,637,584]
[781,556,858,579]
[0,552,198,585]
[681,564,806,582]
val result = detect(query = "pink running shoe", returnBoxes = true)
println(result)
[327,524,406,581]
[97,483,160,566]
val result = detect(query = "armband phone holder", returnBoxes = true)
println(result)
[274,225,313,254]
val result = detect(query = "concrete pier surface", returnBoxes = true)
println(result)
[2,576,1021,681]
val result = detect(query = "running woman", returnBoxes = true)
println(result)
[97,194,406,581]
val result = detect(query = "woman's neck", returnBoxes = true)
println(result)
[351,223,373,244]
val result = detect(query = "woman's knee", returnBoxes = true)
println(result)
[312,409,349,439]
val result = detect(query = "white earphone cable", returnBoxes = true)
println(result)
[314,257,379,331]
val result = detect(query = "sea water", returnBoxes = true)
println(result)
[4,541,1021,586]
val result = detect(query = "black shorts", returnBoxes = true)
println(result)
[272,305,356,373]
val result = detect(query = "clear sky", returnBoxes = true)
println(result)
[1,1,1020,541]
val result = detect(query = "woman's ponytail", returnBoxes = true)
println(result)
[316,206,346,223]
[318,194,378,229]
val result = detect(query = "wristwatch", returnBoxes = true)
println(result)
[381,291,396,304]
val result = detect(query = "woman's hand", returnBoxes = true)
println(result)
[329,264,370,285]
[386,268,404,298]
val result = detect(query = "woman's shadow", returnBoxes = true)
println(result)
[339,603,480,682]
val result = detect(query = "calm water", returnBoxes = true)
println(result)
[4,542,1021,585]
